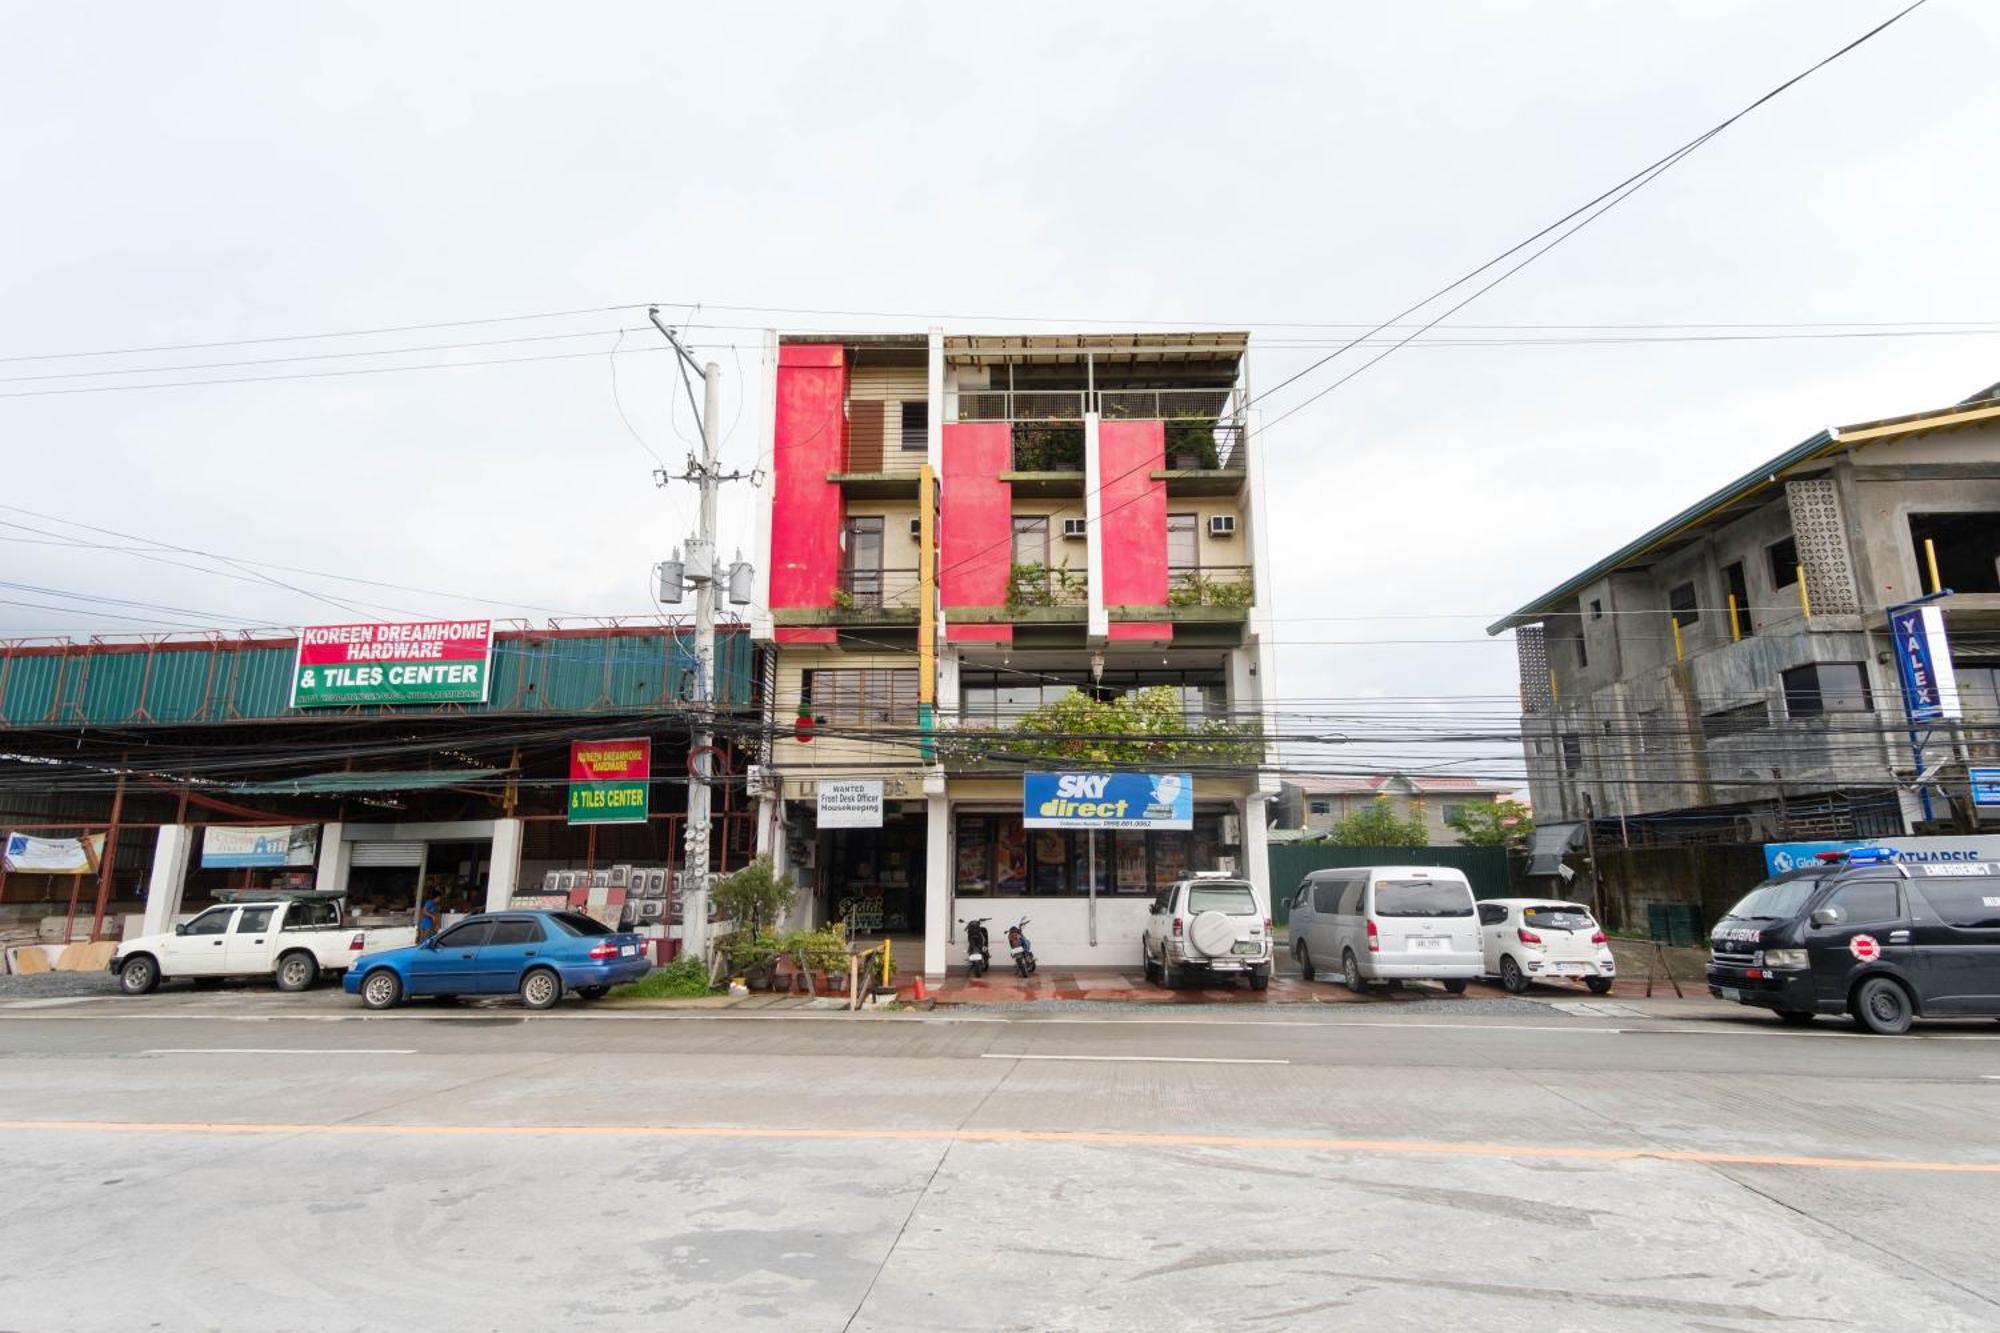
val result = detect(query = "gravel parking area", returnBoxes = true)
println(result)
[0,971,121,999]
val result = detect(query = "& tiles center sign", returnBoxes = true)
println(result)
[292,620,494,708]
[569,738,652,825]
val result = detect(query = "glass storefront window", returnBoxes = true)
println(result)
[951,812,1234,897]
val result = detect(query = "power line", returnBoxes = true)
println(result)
[1246,0,1934,429]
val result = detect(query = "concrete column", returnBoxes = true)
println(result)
[1240,793,1272,916]
[314,822,351,897]
[1084,411,1108,641]
[682,885,711,964]
[141,824,194,937]
[485,818,524,912]
[923,791,950,978]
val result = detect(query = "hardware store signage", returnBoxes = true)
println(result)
[1023,772,1193,830]
[291,620,493,708]
[201,825,319,869]
[569,738,652,825]
[1889,604,1960,724]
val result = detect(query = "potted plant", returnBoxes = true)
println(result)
[710,857,798,989]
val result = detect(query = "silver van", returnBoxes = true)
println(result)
[1286,865,1481,993]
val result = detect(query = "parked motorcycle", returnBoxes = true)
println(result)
[1006,917,1037,977]
[961,916,992,978]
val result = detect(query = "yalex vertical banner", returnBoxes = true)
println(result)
[569,738,652,825]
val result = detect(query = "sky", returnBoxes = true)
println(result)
[3,1,1996,783]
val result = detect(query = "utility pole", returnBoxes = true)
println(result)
[647,308,754,912]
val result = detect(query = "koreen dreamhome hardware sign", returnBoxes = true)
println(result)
[569,738,652,825]
[291,620,494,707]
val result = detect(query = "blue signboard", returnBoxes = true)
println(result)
[1972,769,2000,809]
[1888,604,1959,723]
[1763,836,2000,876]
[1023,772,1193,830]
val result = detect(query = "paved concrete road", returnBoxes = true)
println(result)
[1,1004,1996,1331]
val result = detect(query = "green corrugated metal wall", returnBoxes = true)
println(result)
[1267,844,1512,925]
[0,631,757,729]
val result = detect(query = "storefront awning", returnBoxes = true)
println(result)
[223,769,505,796]
[1526,821,1587,878]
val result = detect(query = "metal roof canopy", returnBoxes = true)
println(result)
[945,331,1249,366]
[224,769,505,796]
[1487,392,2000,635]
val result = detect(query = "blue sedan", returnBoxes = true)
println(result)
[344,910,649,1010]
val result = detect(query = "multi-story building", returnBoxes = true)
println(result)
[1491,381,2000,845]
[748,331,1274,975]
[1274,773,1522,844]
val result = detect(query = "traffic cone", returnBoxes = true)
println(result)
[912,975,927,1001]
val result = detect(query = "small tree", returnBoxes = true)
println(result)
[710,855,797,934]
[1446,798,1534,848]
[997,686,1260,766]
[1326,797,1428,847]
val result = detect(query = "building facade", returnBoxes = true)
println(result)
[1275,773,1522,844]
[0,626,760,949]
[1491,383,2000,845]
[749,331,1275,974]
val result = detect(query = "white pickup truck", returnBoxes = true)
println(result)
[111,894,418,995]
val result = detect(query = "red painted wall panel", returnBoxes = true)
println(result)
[1098,420,1171,642]
[770,345,847,621]
[941,422,1013,645]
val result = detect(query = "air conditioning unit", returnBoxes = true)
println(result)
[908,517,922,538]
[1061,517,1088,540]
[1208,514,1237,539]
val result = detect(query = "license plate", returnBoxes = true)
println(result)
[1008,946,1024,956]
[620,945,636,957]
[1720,986,1743,1002]
[1553,963,1586,976]
[1232,941,1262,956]
[1410,938,1447,951]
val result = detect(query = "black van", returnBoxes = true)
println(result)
[1706,851,2000,1034]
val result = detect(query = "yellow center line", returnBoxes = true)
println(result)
[0,1119,1995,1175]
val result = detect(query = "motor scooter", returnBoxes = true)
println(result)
[960,916,992,977]
[1006,917,1037,977]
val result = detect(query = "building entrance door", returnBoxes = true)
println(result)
[822,809,926,938]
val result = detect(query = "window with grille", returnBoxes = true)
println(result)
[805,668,919,727]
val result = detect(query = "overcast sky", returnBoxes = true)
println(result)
[4,1,1996,780]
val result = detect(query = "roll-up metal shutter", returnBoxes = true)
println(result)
[351,841,425,867]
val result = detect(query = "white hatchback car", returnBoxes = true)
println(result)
[1478,898,1616,994]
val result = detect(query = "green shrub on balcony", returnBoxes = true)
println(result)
[1007,561,1084,610]
[1013,424,1085,471]
[1167,573,1252,609]
[1164,417,1221,470]
[943,686,1263,766]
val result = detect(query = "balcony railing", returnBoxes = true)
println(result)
[837,567,922,612]
[1168,565,1254,609]
[1007,562,1088,610]
[956,387,1242,470]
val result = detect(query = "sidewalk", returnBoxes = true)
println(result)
[926,966,1735,1014]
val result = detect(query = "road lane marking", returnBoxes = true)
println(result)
[980,1053,1289,1065]
[1,1119,1995,1175]
[140,1048,417,1055]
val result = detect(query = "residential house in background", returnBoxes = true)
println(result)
[1273,773,1522,843]
[749,331,1274,975]
[1490,381,2000,845]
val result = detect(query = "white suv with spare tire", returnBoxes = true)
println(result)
[1142,873,1273,990]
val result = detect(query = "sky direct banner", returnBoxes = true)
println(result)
[1023,772,1193,830]
[291,620,493,707]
